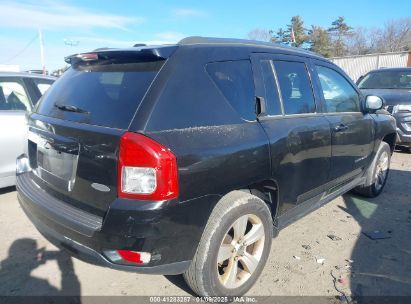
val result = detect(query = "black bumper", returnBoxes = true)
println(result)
[17,172,218,275]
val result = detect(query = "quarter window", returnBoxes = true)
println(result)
[0,81,30,111]
[206,60,256,121]
[273,61,316,115]
[316,65,360,113]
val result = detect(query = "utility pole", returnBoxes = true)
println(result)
[38,28,46,75]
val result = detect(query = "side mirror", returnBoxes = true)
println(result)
[364,95,384,112]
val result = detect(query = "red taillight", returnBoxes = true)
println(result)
[118,132,179,200]
[104,249,151,264]
[116,250,143,264]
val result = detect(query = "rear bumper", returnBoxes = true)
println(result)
[17,172,218,275]
[19,196,189,274]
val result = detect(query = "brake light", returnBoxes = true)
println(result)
[77,53,98,61]
[118,132,178,200]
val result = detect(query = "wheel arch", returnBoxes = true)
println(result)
[382,132,397,153]
[247,179,279,225]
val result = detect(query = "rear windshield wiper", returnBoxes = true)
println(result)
[54,103,89,114]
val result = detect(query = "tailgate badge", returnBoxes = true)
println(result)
[91,183,110,192]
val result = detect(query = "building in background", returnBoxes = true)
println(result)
[0,65,20,72]
[331,51,411,82]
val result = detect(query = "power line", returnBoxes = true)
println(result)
[1,34,39,64]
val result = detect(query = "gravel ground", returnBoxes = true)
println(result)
[0,150,410,298]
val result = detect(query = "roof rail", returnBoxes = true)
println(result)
[178,36,322,57]
[178,36,278,47]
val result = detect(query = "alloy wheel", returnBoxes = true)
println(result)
[216,214,265,289]
[374,150,389,191]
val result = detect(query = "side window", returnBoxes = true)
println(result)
[316,65,360,113]
[206,60,255,121]
[260,60,282,115]
[0,81,30,111]
[273,61,316,115]
[32,79,53,95]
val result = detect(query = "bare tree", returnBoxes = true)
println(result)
[374,18,411,52]
[247,28,273,42]
[368,28,383,52]
[346,27,372,55]
[246,16,411,55]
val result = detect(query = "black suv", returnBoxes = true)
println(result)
[17,37,396,296]
[357,67,411,152]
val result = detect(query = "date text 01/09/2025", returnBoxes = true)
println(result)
[148,296,258,303]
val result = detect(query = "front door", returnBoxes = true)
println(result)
[311,60,374,181]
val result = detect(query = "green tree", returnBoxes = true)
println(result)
[308,26,332,57]
[285,16,308,47]
[328,16,353,56]
[275,28,288,44]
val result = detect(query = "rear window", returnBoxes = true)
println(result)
[206,60,256,121]
[35,60,164,129]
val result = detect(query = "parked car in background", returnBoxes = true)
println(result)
[0,72,55,188]
[357,68,411,152]
[16,37,396,296]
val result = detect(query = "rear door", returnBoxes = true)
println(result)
[311,59,374,181]
[0,77,31,186]
[251,54,331,214]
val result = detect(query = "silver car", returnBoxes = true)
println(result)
[0,72,55,188]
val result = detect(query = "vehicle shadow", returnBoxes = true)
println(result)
[394,145,410,154]
[0,238,81,301]
[0,186,16,195]
[341,168,411,297]
[164,275,197,296]
[166,167,411,298]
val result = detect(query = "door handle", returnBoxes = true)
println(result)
[334,124,348,132]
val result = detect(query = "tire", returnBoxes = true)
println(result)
[183,191,273,296]
[354,142,391,198]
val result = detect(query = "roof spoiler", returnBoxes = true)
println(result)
[64,46,177,65]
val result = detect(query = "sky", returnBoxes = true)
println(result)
[0,0,410,72]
